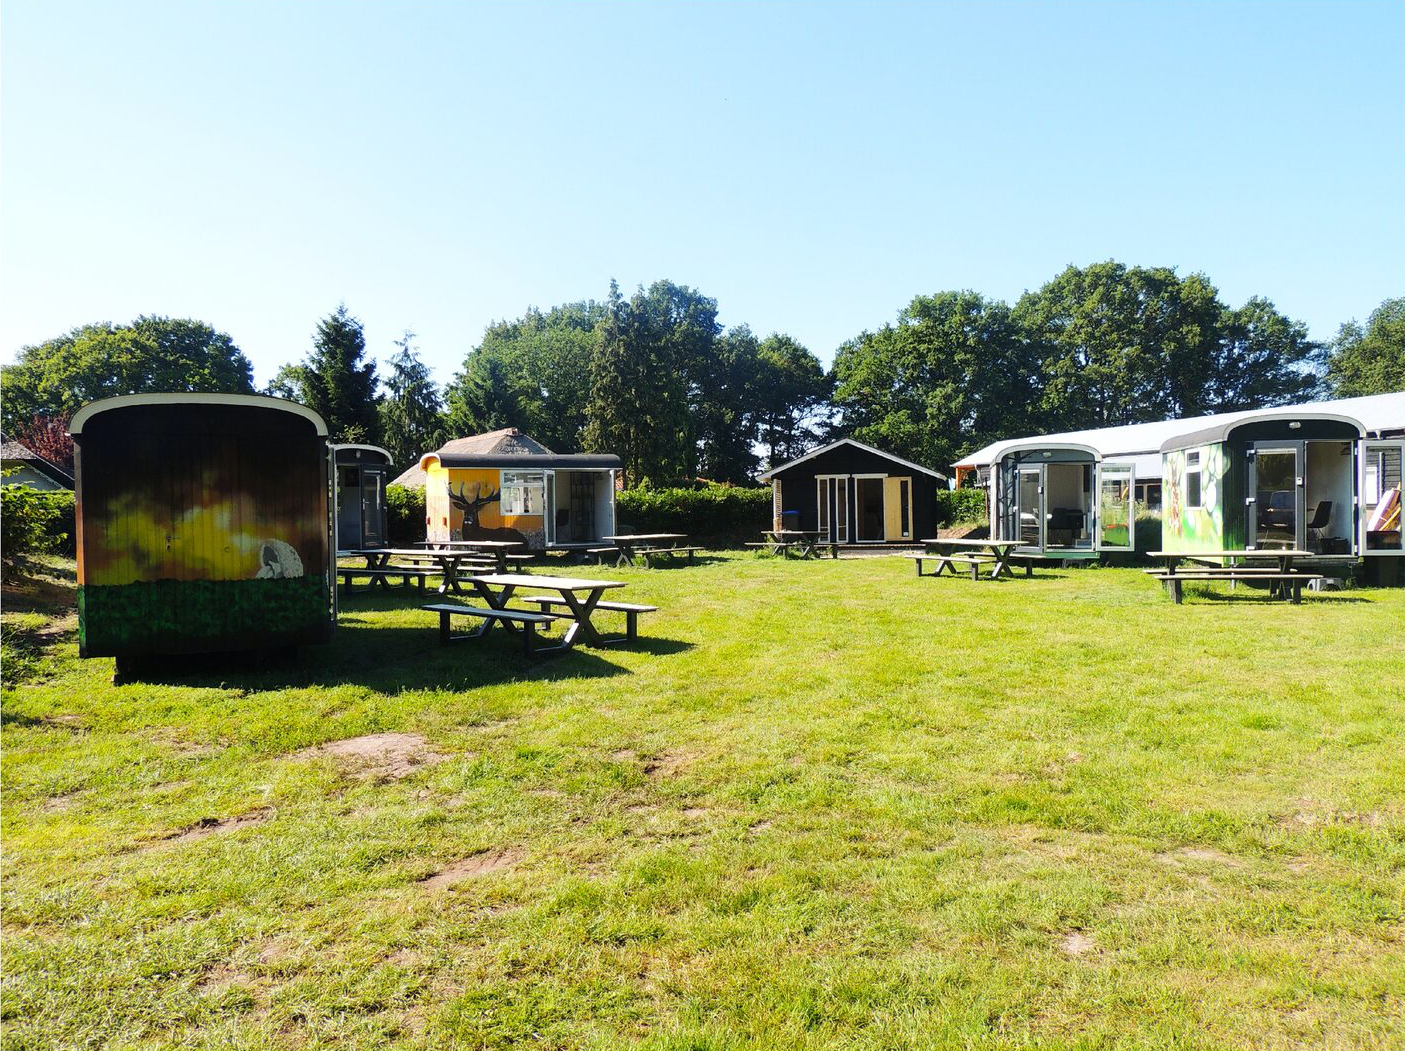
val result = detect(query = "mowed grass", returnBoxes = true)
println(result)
[2,553,1403,1050]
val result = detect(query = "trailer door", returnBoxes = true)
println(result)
[1095,463,1135,551]
[1360,440,1404,555]
[360,466,386,548]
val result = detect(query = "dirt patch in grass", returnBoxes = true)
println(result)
[1158,845,1243,868]
[642,750,696,778]
[293,732,444,781]
[161,808,272,845]
[39,713,84,731]
[1061,930,1096,957]
[748,820,773,835]
[420,849,522,888]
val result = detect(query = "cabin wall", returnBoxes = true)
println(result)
[1161,443,1229,553]
[427,466,546,549]
[74,403,330,658]
[771,445,937,541]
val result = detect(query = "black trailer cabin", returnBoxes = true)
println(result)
[759,439,945,543]
[69,394,334,666]
[333,444,392,552]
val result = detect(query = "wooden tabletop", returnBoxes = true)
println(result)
[467,573,626,591]
[602,533,686,542]
[1149,549,1312,559]
[919,537,1023,548]
[347,547,482,557]
[417,539,524,548]
[767,530,820,537]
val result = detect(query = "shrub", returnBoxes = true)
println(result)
[935,487,988,527]
[1,478,69,580]
[385,484,427,546]
[616,483,771,542]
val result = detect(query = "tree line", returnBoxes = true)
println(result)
[2,266,1401,482]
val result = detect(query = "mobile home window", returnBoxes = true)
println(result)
[1184,452,1201,509]
[500,471,545,515]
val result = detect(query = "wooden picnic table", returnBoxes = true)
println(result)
[915,537,1025,580]
[750,530,837,559]
[415,538,524,570]
[345,546,512,594]
[600,533,694,567]
[464,573,628,653]
[1147,549,1315,601]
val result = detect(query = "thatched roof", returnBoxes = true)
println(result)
[390,428,554,487]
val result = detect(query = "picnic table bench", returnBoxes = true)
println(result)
[912,538,1027,580]
[421,603,557,655]
[520,596,657,641]
[346,546,528,594]
[1146,549,1322,603]
[337,565,437,594]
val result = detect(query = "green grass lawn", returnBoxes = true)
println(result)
[3,554,1403,1050]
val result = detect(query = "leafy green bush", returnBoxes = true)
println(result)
[935,487,988,526]
[1,478,69,580]
[386,484,427,546]
[617,483,771,542]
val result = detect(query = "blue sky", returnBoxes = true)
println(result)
[2,1,1401,387]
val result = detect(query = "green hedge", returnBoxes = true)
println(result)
[935,487,988,527]
[616,483,771,542]
[386,484,427,546]
[1,480,72,579]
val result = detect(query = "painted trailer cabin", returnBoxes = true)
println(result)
[69,394,334,664]
[333,444,391,552]
[1160,406,1403,562]
[417,435,621,551]
[759,439,944,544]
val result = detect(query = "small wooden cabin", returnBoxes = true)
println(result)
[333,444,392,552]
[69,394,334,666]
[759,439,944,544]
[417,435,622,551]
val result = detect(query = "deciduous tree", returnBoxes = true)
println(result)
[1327,296,1405,396]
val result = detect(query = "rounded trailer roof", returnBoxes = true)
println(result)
[987,440,1101,463]
[70,393,328,436]
[1158,410,1365,453]
[332,443,393,463]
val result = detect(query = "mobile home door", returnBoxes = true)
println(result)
[1360,440,1404,555]
[1248,445,1302,550]
[359,466,386,548]
[1015,466,1044,551]
[1095,463,1134,551]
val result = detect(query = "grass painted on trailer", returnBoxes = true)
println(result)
[2,553,1403,1050]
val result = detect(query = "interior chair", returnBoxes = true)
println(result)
[1305,500,1332,551]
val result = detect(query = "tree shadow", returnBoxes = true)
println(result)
[1187,586,1373,605]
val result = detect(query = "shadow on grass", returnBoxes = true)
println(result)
[119,590,694,693]
[1185,586,1373,604]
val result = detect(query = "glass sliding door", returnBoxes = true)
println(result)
[1361,440,1404,555]
[816,477,849,543]
[1250,447,1300,549]
[1096,463,1134,551]
[1016,466,1043,550]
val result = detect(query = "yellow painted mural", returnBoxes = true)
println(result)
[424,463,545,548]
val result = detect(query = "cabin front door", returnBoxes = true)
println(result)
[1094,463,1134,551]
[883,476,912,541]
[1248,446,1301,550]
[1361,440,1404,555]
[360,467,385,548]
[816,476,848,543]
[1015,466,1044,551]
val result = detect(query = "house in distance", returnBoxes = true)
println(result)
[760,438,946,545]
[395,428,622,552]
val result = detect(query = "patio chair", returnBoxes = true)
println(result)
[1306,500,1332,550]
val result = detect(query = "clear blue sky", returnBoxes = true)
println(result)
[3,1,1402,387]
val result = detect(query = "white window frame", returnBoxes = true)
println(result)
[1184,451,1202,510]
[500,470,546,516]
[816,474,850,543]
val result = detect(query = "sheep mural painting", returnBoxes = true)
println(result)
[69,395,334,666]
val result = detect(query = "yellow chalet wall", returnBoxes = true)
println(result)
[423,462,545,548]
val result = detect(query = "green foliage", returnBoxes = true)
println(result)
[1017,263,1321,430]
[832,290,1035,470]
[444,302,602,452]
[378,331,446,469]
[275,304,382,444]
[755,333,831,469]
[385,484,427,546]
[0,478,69,580]
[934,487,989,526]
[1327,296,1405,396]
[616,482,771,540]
[0,316,254,430]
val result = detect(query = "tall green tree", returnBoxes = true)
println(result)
[443,302,602,451]
[753,334,830,468]
[275,304,382,444]
[1327,296,1405,396]
[1,316,254,429]
[378,331,446,468]
[583,279,709,485]
[691,325,763,483]
[831,290,1037,469]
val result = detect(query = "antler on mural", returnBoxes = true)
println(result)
[448,482,501,526]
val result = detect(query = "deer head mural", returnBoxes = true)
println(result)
[448,481,501,529]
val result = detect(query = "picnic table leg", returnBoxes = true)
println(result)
[470,582,521,636]
[556,588,606,648]
[968,561,979,581]
[439,609,451,645]
[522,620,537,656]
[988,546,1012,580]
